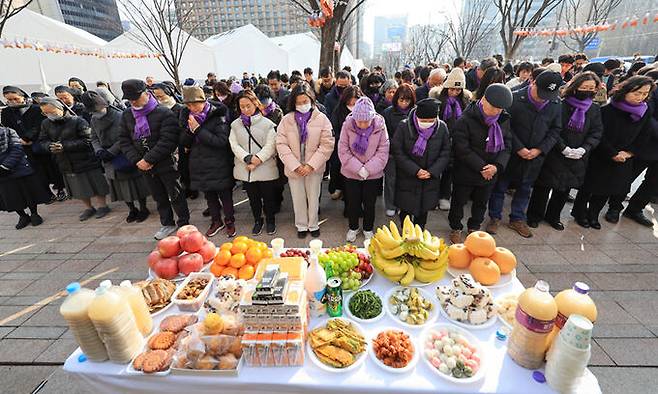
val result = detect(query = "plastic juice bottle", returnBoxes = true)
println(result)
[548,282,597,347]
[59,282,108,362]
[305,254,327,318]
[88,282,143,363]
[118,280,153,336]
[508,280,558,369]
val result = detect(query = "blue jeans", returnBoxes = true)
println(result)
[488,177,533,222]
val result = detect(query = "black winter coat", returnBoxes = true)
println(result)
[451,104,512,186]
[179,103,235,192]
[382,106,408,140]
[392,110,451,216]
[38,116,100,174]
[375,99,391,116]
[90,107,141,181]
[415,84,430,102]
[504,89,561,184]
[634,90,658,161]
[119,105,180,175]
[534,100,603,190]
[582,103,653,195]
[0,128,33,180]
[466,68,479,92]
[1,104,45,142]
[324,86,342,120]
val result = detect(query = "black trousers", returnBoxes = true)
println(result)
[144,170,190,227]
[344,178,380,231]
[244,180,279,223]
[448,183,493,231]
[205,189,234,224]
[608,159,658,213]
[328,151,344,194]
[400,210,428,229]
[178,148,194,192]
[572,189,609,220]
[527,186,570,223]
[439,165,452,200]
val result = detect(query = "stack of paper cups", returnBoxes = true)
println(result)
[545,314,593,393]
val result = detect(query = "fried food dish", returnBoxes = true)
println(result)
[309,319,366,368]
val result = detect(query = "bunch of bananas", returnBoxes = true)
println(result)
[368,216,448,285]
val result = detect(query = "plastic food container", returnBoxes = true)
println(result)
[172,273,214,312]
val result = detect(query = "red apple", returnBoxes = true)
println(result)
[154,257,179,279]
[147,250,162,270]
[176,225,198,239]
[158,236,181,258]
[180,231,204,253]
[198,241,217,263]
[178,253,204,275]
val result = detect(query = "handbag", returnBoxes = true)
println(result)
[244,124,286,183]
[111,153,137,173]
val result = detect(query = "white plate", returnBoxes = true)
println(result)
[438,303,498,330]
[343,270,375,294]
[307,318,368,373]
[447,267,516,289]
[369,327,419,373]
[494,293,520,330]
[150,299,175,318]
[148,263,211,282]
[344,291,385,324]
[124,334,170,376]
[385,286,438,329]
[419,323,486,384]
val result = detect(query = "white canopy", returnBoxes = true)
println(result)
[271,32,320,73]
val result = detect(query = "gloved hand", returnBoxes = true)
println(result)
[48,143,63,153]
[561,147,573,157]
[571,147,586,159]
[358,166,369,180]
[96,149,114,162]
[0,165,10,176]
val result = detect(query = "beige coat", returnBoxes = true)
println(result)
[276,109,335,179]
[229,114,279,182]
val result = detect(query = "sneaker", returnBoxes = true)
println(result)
[297,230,308,239]
[385,209,396,217]
[56,189,68,202]
[126,209,139,223]
[202,208,211,217]
[346,229,360,243]
[449,230,462,244]
[206,221,225,237]
[363,231,374,241]
[226,223,237,238]
[154,225,178,240]
[509,220,533,238]
[30,213,43,226]
[623,210,653,227]
[15,215,31,230]
[266,222,276,235]
[485,218,500,235]
[439,199,451,211]
[604,210,620,224]
[310,229,321,238]
[95,206,111,219]
[252,220,264,236]
[136,208,150,222]
[330,190,343,200]
[79,208,97,221]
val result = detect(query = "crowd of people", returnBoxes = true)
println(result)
[1,52,657,244]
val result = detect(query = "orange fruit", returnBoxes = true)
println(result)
[214,250,232,266]
[469,257,501,286]
[262,249,273,259]
[256,242,268,251]
[231,241,249,255]
[229,253,246,268]
[234,236,250,244]
[238,265,255,280]
[245,247,263,265]
[222,267,238,278]
[220,242,233,251]
[490,247,517,274]
[464,231,496,257]
[448,244,472,269]
[210,263,224,277]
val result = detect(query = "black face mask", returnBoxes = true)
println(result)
[573,90,596,100]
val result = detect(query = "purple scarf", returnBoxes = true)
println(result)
[395,105,410,115]
[130,94,158,139]
[263,100,276,117]
[412,113,436,157]
[240,113,252,128]
[294,110,313,143]
[610,99,648,122]
[527,86,549,112]
[382,98,392,108]
[351,118,375,155]
[191,102,211,126]
[478,101,504,153]
[369,92,381,104]
[564,96,593,132]
[443,96,463,120]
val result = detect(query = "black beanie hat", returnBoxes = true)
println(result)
[415,98,441,118]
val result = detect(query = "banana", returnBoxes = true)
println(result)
[379,244,406,259]
[402,216,414,240]
[383,260,408,277]
[414,224,424,240]
[389,221,402,241]
[386,273,405,283]
[414,265,445,283]
[399,263,415,285]
[414,242,441,260]
[376,228,401,250]
[419,259,443,270]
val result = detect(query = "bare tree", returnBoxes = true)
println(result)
[403,24,450,66]
[0,0,33,37]
[494,0,564,60]
[445,0,498,60]
[119,0,207,87]
[290,0,367,71]
[558,0,621,52]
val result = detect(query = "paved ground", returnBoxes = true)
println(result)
[1,182,657,393]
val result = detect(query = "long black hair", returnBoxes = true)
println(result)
[611,75,655,102]
[561,71,601,98]
[474,67,505,100]
[286,81,316,113]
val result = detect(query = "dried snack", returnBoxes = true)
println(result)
[148,331,176,350]
[195,355,216,370]
[221,313,242,336]
[229,336,243,358]
[160,314,195,333]
[218,353,239,370]
[136,278,177,313]
[205,335,233,356]
[176,278,210,301]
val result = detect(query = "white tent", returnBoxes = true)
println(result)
[271,32,320,73]
[204,24,289,78]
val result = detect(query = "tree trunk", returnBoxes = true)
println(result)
[320,22,338,72]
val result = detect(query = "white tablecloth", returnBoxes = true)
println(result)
[64,267,601,394]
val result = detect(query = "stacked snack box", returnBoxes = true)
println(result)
[240,261,308,367]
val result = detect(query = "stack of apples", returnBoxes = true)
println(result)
[447,231,517,286]
[209,236,272,280]
[148,225,217,280]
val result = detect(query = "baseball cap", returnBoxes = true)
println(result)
[534,71,562,100]
[121,79,147,100]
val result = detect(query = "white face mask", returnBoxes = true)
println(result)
[347,105,355,112]
[218,95,227,101]
[418,121,436,129]
[260,98,272,106]
[296,103,312,113]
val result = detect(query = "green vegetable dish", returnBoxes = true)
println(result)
[348,290,383,320]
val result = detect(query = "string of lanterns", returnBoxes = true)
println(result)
[513,12,658,37]
[308,0,335,28]
[0,37,162,59]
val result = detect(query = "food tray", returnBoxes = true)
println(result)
[124,331,172,376]
[171,273,214,312]
[171,353,243,376]
[384,286,438,329]
[306,318,368,373]
[369,327,419,374]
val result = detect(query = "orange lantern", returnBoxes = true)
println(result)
[643,13,649,25]
[630,16,638,27]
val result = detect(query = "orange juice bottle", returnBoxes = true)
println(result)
[548,282,597,347]
[508,280,558,369]
[118,280,153,336]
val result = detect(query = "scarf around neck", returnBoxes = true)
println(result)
[564,96,593,132]
[411,113,436,157]
[478,101,504,153]
[294,110,313,143]
[395,104,410,115]
[240,112,255,128]
[351,118,376,156]
[610,99,648,122]
[191,102,211,127]
[263,100,276,116]
[527,86,549,112]
[130,94,158,139]
[443,96,463,120]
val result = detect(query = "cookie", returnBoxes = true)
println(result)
[148,331,176,350]
[142,350,167,373]
[160,315,189,333]
[132,352,147,371]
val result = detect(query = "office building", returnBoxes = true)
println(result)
[373,15,408,56]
